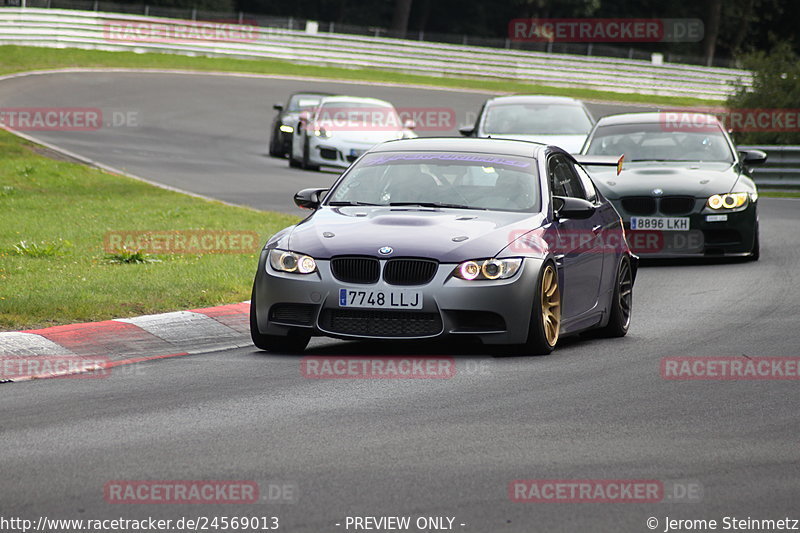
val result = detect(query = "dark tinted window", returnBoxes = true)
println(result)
[548,155,586,200]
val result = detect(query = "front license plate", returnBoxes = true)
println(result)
[630,216,689,231]
[339,288,422,309]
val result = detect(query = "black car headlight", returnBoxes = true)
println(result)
[706,192,749,210]
[452,258,522,281]
[268,249,317,274]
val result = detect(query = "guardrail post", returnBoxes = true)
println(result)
[144,4,149,15]
[288,16,293,30]
[238,11,243,23]
[191,7,196,21]
[587,43,593,56]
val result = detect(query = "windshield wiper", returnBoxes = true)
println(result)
[388,202,487,210]
[328,201,382,206]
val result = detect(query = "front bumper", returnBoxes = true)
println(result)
[612,200,758,258]
[307,136,376,169]
[253,254,543,344]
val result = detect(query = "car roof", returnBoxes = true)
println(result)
[319,96,393,106]
[485,95,585,106]
[369,137,548,158]
[594,111,722,126]
[289,91,333,98]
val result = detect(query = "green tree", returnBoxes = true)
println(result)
[728,42,800,144]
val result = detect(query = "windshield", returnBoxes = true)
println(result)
[287,94,324,112]
[326,152,540,212]
[483,103,593,135]
[585,122,735,162]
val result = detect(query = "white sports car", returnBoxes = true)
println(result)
[289,96,416,171]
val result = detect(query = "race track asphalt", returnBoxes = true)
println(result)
[1,71,798,533]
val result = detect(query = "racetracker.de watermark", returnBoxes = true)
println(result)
[0,108,139,131]
[300,356,456,379]
[103,19,259,43]
[661,357,800,380]
[309,106,456,132]
[509,479,703,503]
[660,109,800,133]
[508,18,703,43]
[103,480,297,504]
[103,230,260,255]
[0,356,111,379]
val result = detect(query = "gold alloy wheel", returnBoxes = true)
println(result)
[541,265,561,347]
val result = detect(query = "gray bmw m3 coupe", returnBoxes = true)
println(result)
[251,137,637,354]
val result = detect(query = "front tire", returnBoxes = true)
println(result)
[250,284,310,353]
[301,136,320,171]
[268,127,284,158]
[596,256,633,337]
[502,262,560,355]
[748,223,760,261]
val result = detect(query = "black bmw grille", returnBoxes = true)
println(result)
[383,258,438,286]
[319,309,443,337]
[621,197,657,215]
[330,256,380,284]
[659,196,695,215]
[269,303,317,326]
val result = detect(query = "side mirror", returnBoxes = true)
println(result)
[739,149,768,166]
[294,188,328,210]
[458,125,475,137]
[403,118,416,130]
[273,103,284,111]
[553,196,596,220]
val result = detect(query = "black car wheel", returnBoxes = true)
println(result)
[269,126,284,158]
[596,256,633,337]
[301,136,320,171]
[250,284,310,353]
[748,222,760,261]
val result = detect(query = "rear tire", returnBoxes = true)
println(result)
[250,284,310,353]
[596,256,633,338]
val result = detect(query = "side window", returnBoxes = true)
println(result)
[573,164,598,203]
[547,155,587,199]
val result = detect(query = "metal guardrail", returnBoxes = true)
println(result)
[2,0,740,68]
[739,146,800,188]
[0,8,751,101]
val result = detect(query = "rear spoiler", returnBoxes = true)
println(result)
[573,154,625,175]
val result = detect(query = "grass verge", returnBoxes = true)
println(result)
[760,190,800,198]
[0,45,716,107]
[0,129,298,331]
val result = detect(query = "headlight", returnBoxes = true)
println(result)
[453,258,522,281]
[268,249,317,274]
[279,124,294,133]
[314,127,331,138]
[707,192,749,210]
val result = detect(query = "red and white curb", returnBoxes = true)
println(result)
[0,302,252,383]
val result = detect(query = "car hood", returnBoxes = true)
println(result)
[583,161,742,199]
[485,134,587,154]
[281,206,546,263]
